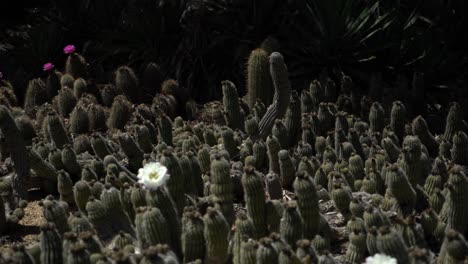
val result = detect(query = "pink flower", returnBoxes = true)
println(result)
[63,45,76,54]
[43,63,54,72]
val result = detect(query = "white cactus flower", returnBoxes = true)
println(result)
[365,254,397,264]
[137,162,170,190]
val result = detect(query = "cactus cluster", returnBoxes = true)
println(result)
[2,45,468,264]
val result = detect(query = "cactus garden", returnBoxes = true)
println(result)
[2,0,468,263]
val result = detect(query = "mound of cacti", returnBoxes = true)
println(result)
[1,42,468,264]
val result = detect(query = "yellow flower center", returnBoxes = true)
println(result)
[148,171,159,180]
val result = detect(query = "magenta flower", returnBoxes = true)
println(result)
[63,44,76,54]
[43,63,55,72]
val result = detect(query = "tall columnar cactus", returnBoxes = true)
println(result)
[100,185,134,236]
[158,114,173,146]
[23,78,47,112]
[221,127,239,159]
[369,102,385,133]
[140,207,170,248]
[232,212,255,264]
[438,229,468,264]
[444,102,465,142]
[42,195,70,234]
[46,70,61,100]
[145,188,182,255]
[57,170,74,204]
[247,48,274,109]
[398,136,428,187]
[390,101,407,141]
[47,112,71,149]
[73,78,87,99]
[87,104,107,132]
[280,201,303,249]
[57,86,77,118]
[293,172,320,239]
[412,116,439,157]
[256,238,278,264]
[451,131,468,166]
[159,149,185,215]
[343,230,366,264]
[284,91,301,146]
[440,166,468,235]
[317,103,334,136]
[301,90,314,113]
[118,132,144,173]
[258,52,291,138]
[376,226,409,264]
[39,223,63,264]
[107,95,133,130]
[278,150,295,188]
[242,166,268,238]
[115,66,140,104]
[204,207,230,264]
[266,136,281,174]
[69,105,89,134]
[61,145,82,181]
[182,207,206,263]
[0,105,30,200]
[222,80,245,130]
[209,153,235,225]
[385,165,416,215]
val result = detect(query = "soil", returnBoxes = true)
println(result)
[0,190,46,251]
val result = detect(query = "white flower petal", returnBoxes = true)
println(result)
[365,254,397,264]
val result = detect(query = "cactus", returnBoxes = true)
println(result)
[451,131,468,166]
[41,195,70,234]
[139,207,171,248]
[87,104,107,132]
[278,150,295,188]
[145,187,182,255]
[369,102,385,133]
[293,172,320,239]
[39,223,63,264]
[242,166,268,238]
[256,238,278,264]
[222,80,245,130]
[444,102,465,142]
[57,170,74,204]
[85,197,114,242]
[376,226,409,263]
[182,207,206,263]
[412,116,439,157]
[247,48,274,109]
[343,230,366,264]
[280,201,303,249]
[117,132,144,173]
[61,145,82,180]
[209,153,235,225]
[115,66,140,104]
[0,105,30,200]
[158,149,185,215]
[438,229,468,264]
[69,105,89,134]
[100,185,134,236]
[231,212,255,264]
[258,52,291,138]
[221,127,239,159]
[158,114,173,146]
[390,101,407,141]
[284,91,301,146]
[204,207,230,264]
[398,136,428,187]
[24,78,47,112]
[385,164,416,215]
[107,95,133,130]
[440,166,468,235]
[267,136,281,174]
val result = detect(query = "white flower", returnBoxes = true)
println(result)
[365,254,397,264]
[137,162,170,190]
